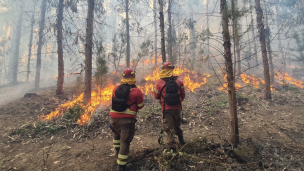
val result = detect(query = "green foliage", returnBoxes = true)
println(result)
[17,129,25,134]
[155,149,196,171]
[63,104,84,122]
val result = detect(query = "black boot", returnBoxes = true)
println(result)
[178,135,186,145]
[118,165,126,171]
[118,164,133,171]
[115,147,120,157]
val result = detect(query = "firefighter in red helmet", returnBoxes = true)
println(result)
[154,62,186,152]
[109,68,145,171]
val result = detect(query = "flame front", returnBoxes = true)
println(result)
[41,83,116,125]
[275,72,304,88]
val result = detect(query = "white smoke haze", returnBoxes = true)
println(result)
[0,0,303,106]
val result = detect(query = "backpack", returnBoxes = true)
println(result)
[112,84,136,112]
[160,77,181,106]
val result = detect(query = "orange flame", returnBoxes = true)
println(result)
[275,72,304,89]
[144,67,211,92]
[240,74,261,88]
[42,67,213,125]
[40,83,116,125]
[218,74,242,91]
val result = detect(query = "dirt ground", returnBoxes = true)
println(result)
[0,83,304,171]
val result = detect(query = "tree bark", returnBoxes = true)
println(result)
[168,0,173,63]
[27,8,35,83]
[250,0,258,68]
[231,0,241,76]
[158,0,166,63]
[12,0,25,84]
[221,0,239,146]
[255,0,272,100]
[35,0,47,89]
[207,1,210,61]
[275,5,285,72]
[56,0,64,95]
[126,0,130,68]
[83,0,95,104]
[262,0,274,83]
[154,0,158,66]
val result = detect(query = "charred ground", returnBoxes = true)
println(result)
[0,81,304,171]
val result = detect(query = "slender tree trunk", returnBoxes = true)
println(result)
[56,0,64,95]
[84,0,95,104]
[27,9,35,82]
[255,0,272,100]
[231,0,241,75]
[168,0,173,63]
[221,0,239,146]
[159,0,166,63]
[12,1,25,84]
[250,0,258,68]
[262,0,274,83]
[35,0,47,89]
[154,0,158,66]
[126,0,130,68]
[207,1,210,62]
[190,9,195,70]
[275,5,285,72]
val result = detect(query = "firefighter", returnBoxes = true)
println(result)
[154,62,186,152]
[109,68,145,171]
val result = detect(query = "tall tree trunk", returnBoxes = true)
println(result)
[35,0,47,89]
[126,0,130,68]
[221,0,239,146]
[207,1,210,61]
[12,1,25,84]
[84,0,95,104]
[262,0,274,83]
[275,5,285,72]
[27,9,35,83]
[168,0,173,63]
[231,0,241,75]
[159,0,166,63]
[250,0,258,68]
[255,0,272,100]
[154,0,158,66]
[56,0,64,95]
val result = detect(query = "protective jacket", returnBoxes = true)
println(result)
[110,85,145,118]
[154,77,185,111]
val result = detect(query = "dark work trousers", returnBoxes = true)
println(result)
[162,109,183,148]
[110,118,136,165]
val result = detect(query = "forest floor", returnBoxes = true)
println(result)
[0,78,304,171]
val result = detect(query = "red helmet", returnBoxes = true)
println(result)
[122,68,135,78]
[162,62,175,69]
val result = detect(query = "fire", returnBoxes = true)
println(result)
[183,74,209,92]
[41,67,212,125]
[40,83,116,125]
[218,74,242,91]
[240,74,261,88]
[144,67,211,92]
[53,75,58,80]
[275,72,304,89]
[141,57,162,65]
[77,84,115,125]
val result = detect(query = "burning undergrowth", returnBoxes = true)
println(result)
[38,67,304,127]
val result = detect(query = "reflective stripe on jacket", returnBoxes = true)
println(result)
[110,85,145,118]
[154,77,186,111]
